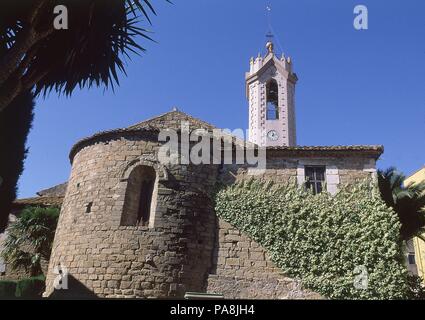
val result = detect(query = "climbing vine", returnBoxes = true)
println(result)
[214,179,409,299]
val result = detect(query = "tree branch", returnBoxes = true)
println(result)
[29,0,48,24]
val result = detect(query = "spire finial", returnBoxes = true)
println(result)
[265,3,274,54]
[266,40,274,54]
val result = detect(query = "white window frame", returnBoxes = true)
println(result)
[297,161,340,195]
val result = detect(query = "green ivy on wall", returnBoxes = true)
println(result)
[214,179,409,299]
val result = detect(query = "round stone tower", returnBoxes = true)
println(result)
[45,111,221,298]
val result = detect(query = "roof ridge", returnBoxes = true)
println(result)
[127,110,217,130]
[126,110,178,129]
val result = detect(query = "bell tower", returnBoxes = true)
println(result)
[246,41,298,147]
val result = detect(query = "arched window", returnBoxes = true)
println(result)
[266,79,279,120]
[121,165,157,227]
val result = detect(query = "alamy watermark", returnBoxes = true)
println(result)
[53,5,68,30]
[157,122,267,173]
[353,265,369,290]
[354,5,369,30]
[52,4,369,32]
[53,264,69,290]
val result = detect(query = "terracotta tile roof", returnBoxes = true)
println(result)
[267,145,384,159]
[69,126,159,163]
[267,145,383,151]
[12,196,64,209]
[69,110,218,162]
[37,182,68,197]
[69,110,384,162]
[127,110,217,131]
[12,183,67,210]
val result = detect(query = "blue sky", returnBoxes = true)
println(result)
[18,0,425,197]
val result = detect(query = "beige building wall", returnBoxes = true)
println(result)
[405,166,425,283]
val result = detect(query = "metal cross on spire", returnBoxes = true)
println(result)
[265,2,274,41]
[265,2,274,53]
[263,1,285,55]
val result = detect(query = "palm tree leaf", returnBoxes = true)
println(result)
[1,0,167,98]
[378,167,425,240]
[0,206,59,275]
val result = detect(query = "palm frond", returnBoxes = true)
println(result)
[1,206,59,275]
[378,167,425,240]
[0,0,168,98]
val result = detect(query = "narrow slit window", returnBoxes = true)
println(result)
[85,202,93,213]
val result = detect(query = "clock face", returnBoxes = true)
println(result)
[267,130,279,141]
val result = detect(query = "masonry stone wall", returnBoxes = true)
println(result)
[44,116,378,299]
[0,264,29,281]
[206,219,321,299]
[220,156,375,188]
[207,156,374,299]
[45,134,220,298]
